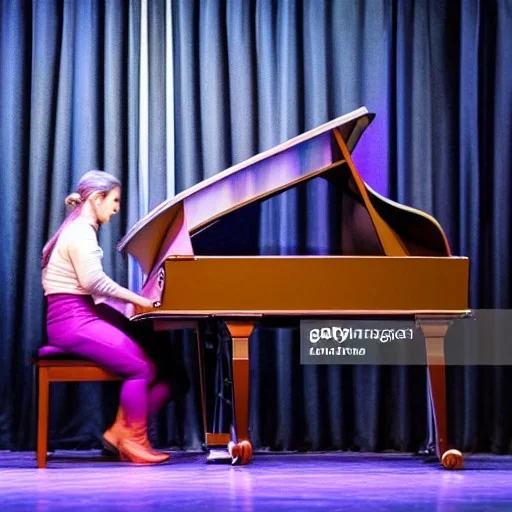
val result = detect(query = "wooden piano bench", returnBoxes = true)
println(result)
[32,345,122,469]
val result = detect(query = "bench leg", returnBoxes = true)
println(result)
[37,368,49,469]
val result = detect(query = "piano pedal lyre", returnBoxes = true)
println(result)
[198,320,254,465]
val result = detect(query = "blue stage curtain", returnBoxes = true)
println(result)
[0,0,511,454]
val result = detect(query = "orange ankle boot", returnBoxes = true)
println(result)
[102,406,126,455]
[117,422,170,464]
[103,407,170,462]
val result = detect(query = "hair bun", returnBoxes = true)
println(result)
[65,192,83,210]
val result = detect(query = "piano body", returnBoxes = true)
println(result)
[117,107,470,469]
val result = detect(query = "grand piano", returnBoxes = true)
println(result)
[117,107,470,469]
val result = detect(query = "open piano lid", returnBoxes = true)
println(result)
[117,106,375,275]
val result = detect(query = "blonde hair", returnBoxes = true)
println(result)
[41,170,121,268]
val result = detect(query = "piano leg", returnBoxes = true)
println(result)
[416,316,463,470]
[225,321,255,465]
[195,323,210,448]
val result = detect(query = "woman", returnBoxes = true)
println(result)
[41,170,171,464]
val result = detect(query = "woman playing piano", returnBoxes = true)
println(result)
[41,170,171,464]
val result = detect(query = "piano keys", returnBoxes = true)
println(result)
[117,106,470,469]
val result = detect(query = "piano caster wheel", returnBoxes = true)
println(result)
[228,440,253,465]
[441,449,463,470]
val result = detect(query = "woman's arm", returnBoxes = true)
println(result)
[67,225,153,308]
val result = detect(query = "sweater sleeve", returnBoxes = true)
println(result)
[67,224,126,300]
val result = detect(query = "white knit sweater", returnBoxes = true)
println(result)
[42,217,125,304]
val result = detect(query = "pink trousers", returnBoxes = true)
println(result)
[45,293,172,424]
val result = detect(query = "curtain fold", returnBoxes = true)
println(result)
[0,0,32,449]
[0,0,511,454]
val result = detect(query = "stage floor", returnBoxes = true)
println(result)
[1,450,512,511]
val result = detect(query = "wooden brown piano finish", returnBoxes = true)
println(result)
[117,107,470,469]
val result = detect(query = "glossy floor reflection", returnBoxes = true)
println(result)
[1,451,512,511]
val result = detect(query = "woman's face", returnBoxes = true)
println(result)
[93,187,121,224]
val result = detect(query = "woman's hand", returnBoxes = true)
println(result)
[137,296,156,309]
